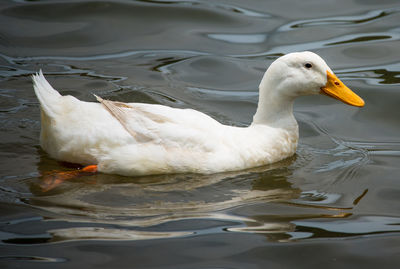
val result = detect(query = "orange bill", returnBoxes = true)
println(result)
[320,71,365,107]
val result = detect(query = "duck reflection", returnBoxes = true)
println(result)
[30,150,300,218]
[24,150,368,243]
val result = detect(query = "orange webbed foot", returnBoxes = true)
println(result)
[40,165,98,192]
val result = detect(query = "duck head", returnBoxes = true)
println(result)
[253,51,364,125]
[261,51,364,106]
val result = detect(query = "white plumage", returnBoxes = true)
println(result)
[33,51,364,176]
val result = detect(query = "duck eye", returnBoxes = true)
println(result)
[304,63,312,69]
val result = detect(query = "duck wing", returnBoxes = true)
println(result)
[95,95,222,145]
[95,95,167,142]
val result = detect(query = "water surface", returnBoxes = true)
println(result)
[1,0,400,268]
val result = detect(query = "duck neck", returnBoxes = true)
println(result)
[251,76,297,130]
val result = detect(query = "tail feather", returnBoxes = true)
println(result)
[32,70,62,118]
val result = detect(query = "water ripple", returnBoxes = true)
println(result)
[338,62,400,85]
[135,0,271,18]
[186,86,257,101]
[232,30,400,58]
[49,227,193,242]
[0,50,210,64]
[207,33,267,44]
[294,215,400,237]
[0,255,66,263]
[278,8,400,31]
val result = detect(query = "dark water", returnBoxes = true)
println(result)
[1,0,400,268]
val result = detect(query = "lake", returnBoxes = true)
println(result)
[1,0,400,268]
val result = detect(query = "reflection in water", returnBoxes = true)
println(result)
[28,153,300,223]
[0,141,375,243]
[4,154,298,242]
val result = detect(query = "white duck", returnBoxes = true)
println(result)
[33,51,364,177]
